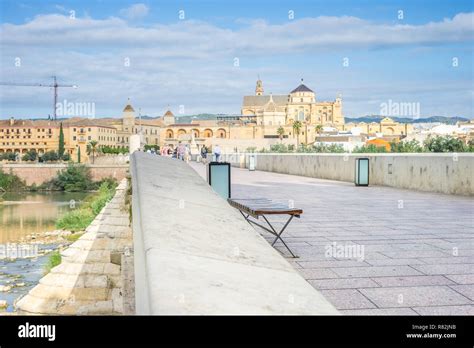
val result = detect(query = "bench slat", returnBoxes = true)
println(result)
[228,198,303,217]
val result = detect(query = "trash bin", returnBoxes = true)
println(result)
[248,154,256,171]
[207,162,231,199]
[355,158,369,186]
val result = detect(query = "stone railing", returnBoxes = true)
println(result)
[223,153,474,196]
[130,152,338,314]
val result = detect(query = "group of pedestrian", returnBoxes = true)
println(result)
[159,142,191,162]
[157,143,222,163]
[200,144,221,162]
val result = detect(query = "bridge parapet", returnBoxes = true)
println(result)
[130,152,338,314]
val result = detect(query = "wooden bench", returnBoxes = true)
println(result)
[228,198,303,258]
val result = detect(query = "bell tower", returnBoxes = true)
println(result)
[255,77,264,96]
[122,98,135,132]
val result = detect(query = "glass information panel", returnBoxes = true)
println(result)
[207,163,230,199]
[355,158,369,186]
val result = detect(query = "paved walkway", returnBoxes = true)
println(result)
[190,162,474,315]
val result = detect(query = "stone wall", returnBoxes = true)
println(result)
[0,163,128,185]
[93,154,130,165]
[232,153,473,196]
[131,152,338,315]
[15,179,134,315]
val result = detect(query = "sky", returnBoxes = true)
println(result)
[0,0,473,119]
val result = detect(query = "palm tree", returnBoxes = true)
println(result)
[292,121,302,147]
[87,140,98,164]
[315,124,323,135]
[277,127,285,143]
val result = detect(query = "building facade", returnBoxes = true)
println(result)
[0,79,416,160]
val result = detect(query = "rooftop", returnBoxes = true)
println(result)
[290,83,314,94]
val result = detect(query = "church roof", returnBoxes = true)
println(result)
[242,95,289,107]
[123,104,135,112]
[164,110,174,117]
[290,84,313,93]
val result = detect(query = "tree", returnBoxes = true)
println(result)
[277,127,285,143]
[77,147,81,163]
[353,144,387,153]
[0,152,16,161]
[87,140,98,164]
[49,164,93,192]
[314,124,323,139]
[424,135,466,152]
[41,151,59,162]
[390,139,423,153]
[292,121,302,147]
[22,150,37,162]
[58,122,65,159]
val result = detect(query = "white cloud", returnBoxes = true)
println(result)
[119,3,149,20]
[0,12,472,118]
[1,13,472,51]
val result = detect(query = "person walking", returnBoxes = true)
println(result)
[184,144,190,163]
[213,144,221,162]
[177,142,186,161]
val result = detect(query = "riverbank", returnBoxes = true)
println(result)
[0,182,118,313]
[15,179,134,315]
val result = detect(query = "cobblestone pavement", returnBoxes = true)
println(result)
[190,162,474,315]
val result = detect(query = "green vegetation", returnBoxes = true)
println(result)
[87,140,99,164]
[44,250,62,275]
[254,136,474,154]
[423,136,471,152]
[277,127,285,142]
[299,143,345,153]
[65,232,84,242]
[0,153,17,161]
[0,170,27,191]
[246,146,257,153]
[44,164,94,191]
[58,122,65,159]
[390,139,424,153]
[144,144,160,152]
[41,164,116,192]
[259,143,345,153]
[41,150,60,162]
[314,124,323,135]
[292,120,302,146]
[21,150,38,162]
[56,180,117,231]
[100,145,129,154]
[353,144,388,153]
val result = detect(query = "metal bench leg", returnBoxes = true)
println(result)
[239,210,252,225]
[262,215,298,258]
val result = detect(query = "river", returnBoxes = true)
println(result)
[0,191,88,312]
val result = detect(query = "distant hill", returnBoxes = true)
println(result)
[344,115,470,125]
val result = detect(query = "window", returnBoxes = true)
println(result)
[73,136,76,140]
